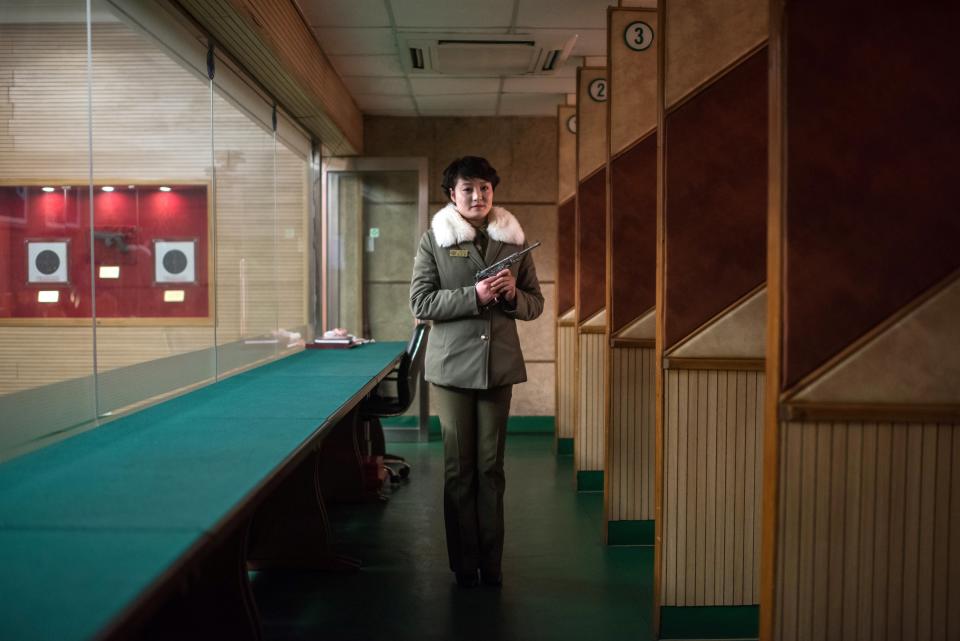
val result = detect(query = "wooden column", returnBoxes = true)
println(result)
[763,4,960,640]
[604,7,658,546]
[654,0,769,637]
[575,67,609,492]
[556,104,578,456]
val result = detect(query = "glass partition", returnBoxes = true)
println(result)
[0,0,97,457]
[90,0,216,414]
[0,0,313,461]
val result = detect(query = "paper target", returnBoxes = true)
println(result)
[27,240,68,284]
[154,240,196,284]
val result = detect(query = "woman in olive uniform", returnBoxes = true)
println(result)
[410,156,543,588]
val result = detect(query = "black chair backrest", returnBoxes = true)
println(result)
[393,323,430,412]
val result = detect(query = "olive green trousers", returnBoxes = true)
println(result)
[433,383,513,575]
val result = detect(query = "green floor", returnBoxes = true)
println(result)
[251,434,655,640]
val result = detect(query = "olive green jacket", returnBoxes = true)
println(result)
[410,204,544,389]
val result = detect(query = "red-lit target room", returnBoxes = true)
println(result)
[0,183,210,323]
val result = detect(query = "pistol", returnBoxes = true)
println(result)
[475,241,541,282]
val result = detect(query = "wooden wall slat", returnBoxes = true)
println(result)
[662,367,763,606]
[608,345,655,521]
[557,323,576,441]
[576,333,606,473]
[775,421,960,640]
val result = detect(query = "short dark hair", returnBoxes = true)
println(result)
[441,156,500,197]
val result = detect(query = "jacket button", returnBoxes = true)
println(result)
[480,334,488,341]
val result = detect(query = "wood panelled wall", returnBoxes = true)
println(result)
[577,331,607,475]
[0,24,308,403]
[764,4,960,640]
[178,0,362,154]
[662,367,763,605]
[608,346,655,521]
[775,421,959,641]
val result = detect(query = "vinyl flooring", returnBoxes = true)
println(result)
[252,434,655,641]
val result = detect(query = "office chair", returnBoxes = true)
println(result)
[361,322,430,484]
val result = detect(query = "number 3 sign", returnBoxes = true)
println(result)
[625,21,654,52]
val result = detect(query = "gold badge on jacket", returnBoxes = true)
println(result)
[449,249,469,257]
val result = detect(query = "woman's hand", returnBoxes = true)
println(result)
[476,276,499,305]
[487,269,517,302]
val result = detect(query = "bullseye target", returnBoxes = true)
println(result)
[154,240,196,284]
[27,240,68,284]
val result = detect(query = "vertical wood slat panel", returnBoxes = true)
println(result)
[775,421,960,641]
[607,345,655,521]
[576,333,606,472]
[556,324,576,440]
[661,368,764,606]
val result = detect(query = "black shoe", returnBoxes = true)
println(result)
[480,569,502,587]
[455,571,479,588]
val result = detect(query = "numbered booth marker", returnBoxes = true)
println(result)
[624,21,654,52]
[588,78,607,102]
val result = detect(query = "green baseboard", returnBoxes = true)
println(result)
[659,605,759,639]
[556,437,573,455]
[576,470,603,492]
[607,520,654,546]
[381,415,554,435]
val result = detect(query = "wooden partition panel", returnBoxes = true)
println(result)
[774,421,959,641]
[574,67,609,491]
[663,46,767,349]
[663,367,763,605]
[556,317,577,447]
[764,4,960,640]
[605,7,659,543]
[556,105,578,453]
[778,6,960,389]
[655,0,769,636]
[577,329,607,486]
[608,346,655,527]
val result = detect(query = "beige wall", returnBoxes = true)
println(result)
[364,116,558,416]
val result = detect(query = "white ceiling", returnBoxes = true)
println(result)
[295,0,639,117]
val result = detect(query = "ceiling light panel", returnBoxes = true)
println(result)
[516,0,617,30]
[314,28,397,55]
[329,55,405,77]
[391,0,515,28]
[297,0,391,27]
[410,77,501,95]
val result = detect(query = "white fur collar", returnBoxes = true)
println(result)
[430,203,526,248]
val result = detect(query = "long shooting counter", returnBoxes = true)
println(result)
[0,341,406,641]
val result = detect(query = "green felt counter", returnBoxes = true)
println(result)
[0,529,199,641]
[0,342,405,640]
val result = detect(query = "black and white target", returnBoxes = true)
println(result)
[154,240,196,283]
[27,241,68,283]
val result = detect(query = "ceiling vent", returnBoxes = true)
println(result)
[399,33,577,75]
